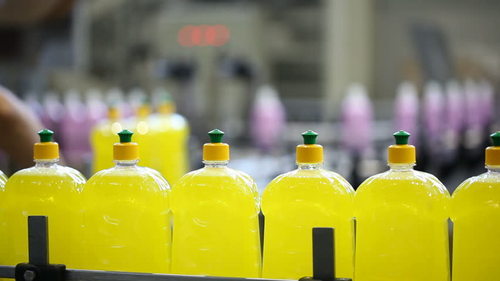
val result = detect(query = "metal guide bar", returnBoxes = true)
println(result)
[0,216,351,281]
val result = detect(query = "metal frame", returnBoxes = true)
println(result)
[0,216,351,281]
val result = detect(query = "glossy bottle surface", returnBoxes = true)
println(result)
[78,162,170,273]
[354,164,450,281]
[0,162,85,268]
[171,163,261,277]
[451,167,500,281]
[261,164,355,279]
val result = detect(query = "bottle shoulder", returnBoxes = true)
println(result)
[452,171,500,198]
[87,165,169,191]
[263,168,355,194]
[356,168,449,197]
[9,165,84,182]
[173,166,257,192]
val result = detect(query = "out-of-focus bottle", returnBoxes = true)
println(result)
[250,85,286,152]
[151,88,189,184]
[91,106,123,173]
[394,81,419,144]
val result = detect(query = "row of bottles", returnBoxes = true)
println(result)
[340,79,495,186]
[0,129,499,281]
[23,87,190,184]
[91,90,189,185]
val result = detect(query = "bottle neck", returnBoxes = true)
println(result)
[203,160,228,168]
[34,159,58,168]
[114,160,139,167]
[388,163,415,171]
[297,163,322,170]
[486,165,500,174]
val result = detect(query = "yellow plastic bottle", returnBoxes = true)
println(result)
[78,130,170,273]
[171,129,260,277]
[130,103,155,168]
[261,131,355,279]
[0,170,6,183]
[91,106,123,173]
[150,95,189,184]
[0,169,7,264]
[451,131,500,281]
[0,129,85,268]
[354,131,450,281]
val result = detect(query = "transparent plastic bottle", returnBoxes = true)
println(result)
[354,131,450,281]
[78,130,170,273]
[0,130,85,268]
[451,131,500,281]
[261,131,355,279]
[171,129,260,277]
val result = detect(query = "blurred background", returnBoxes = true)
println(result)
[0,0,499,192]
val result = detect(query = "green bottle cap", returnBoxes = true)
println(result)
[302,130,318,145]
[38,129,54,143]
[118,129,134,143]
[491,131,500,146]
[208,129,224,143]
[394,130,411,145]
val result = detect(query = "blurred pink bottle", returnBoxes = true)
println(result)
[464,79,482,131]
[394,81,419,144]
[60,89,89,169]
[85,88,107,127]
[422,81,445,146]
[445,80,465,136]
[478,79,494,128]
[24,92,44,120]
[341,83,373,154]
[250,85,286,152]
[41,92,64,139]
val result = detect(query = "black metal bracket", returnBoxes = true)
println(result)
[14,216,66,281]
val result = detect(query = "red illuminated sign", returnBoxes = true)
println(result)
[178,25,230,47]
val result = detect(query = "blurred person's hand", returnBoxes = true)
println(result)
[0,85,43,169]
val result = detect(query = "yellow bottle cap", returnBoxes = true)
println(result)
[158,102,176,115]
[137,104,151,118]
[388,130,416,164]
[486,131,500,166]
[296,130,323,164]
[33,129,59,160]
[108,106,121,120]
[203,129,229,161]
[113,130,139,161]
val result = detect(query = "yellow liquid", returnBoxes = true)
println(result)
[77,164,170,273]
[261,167,355,279]
[171,165,261,277]
[0,170,7,265]
[91,119,123,173]
[0,163,85,268]
[354,167,450,281]
[451,169,500,281]
[151,113,189,185]
[131,116,155,169]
